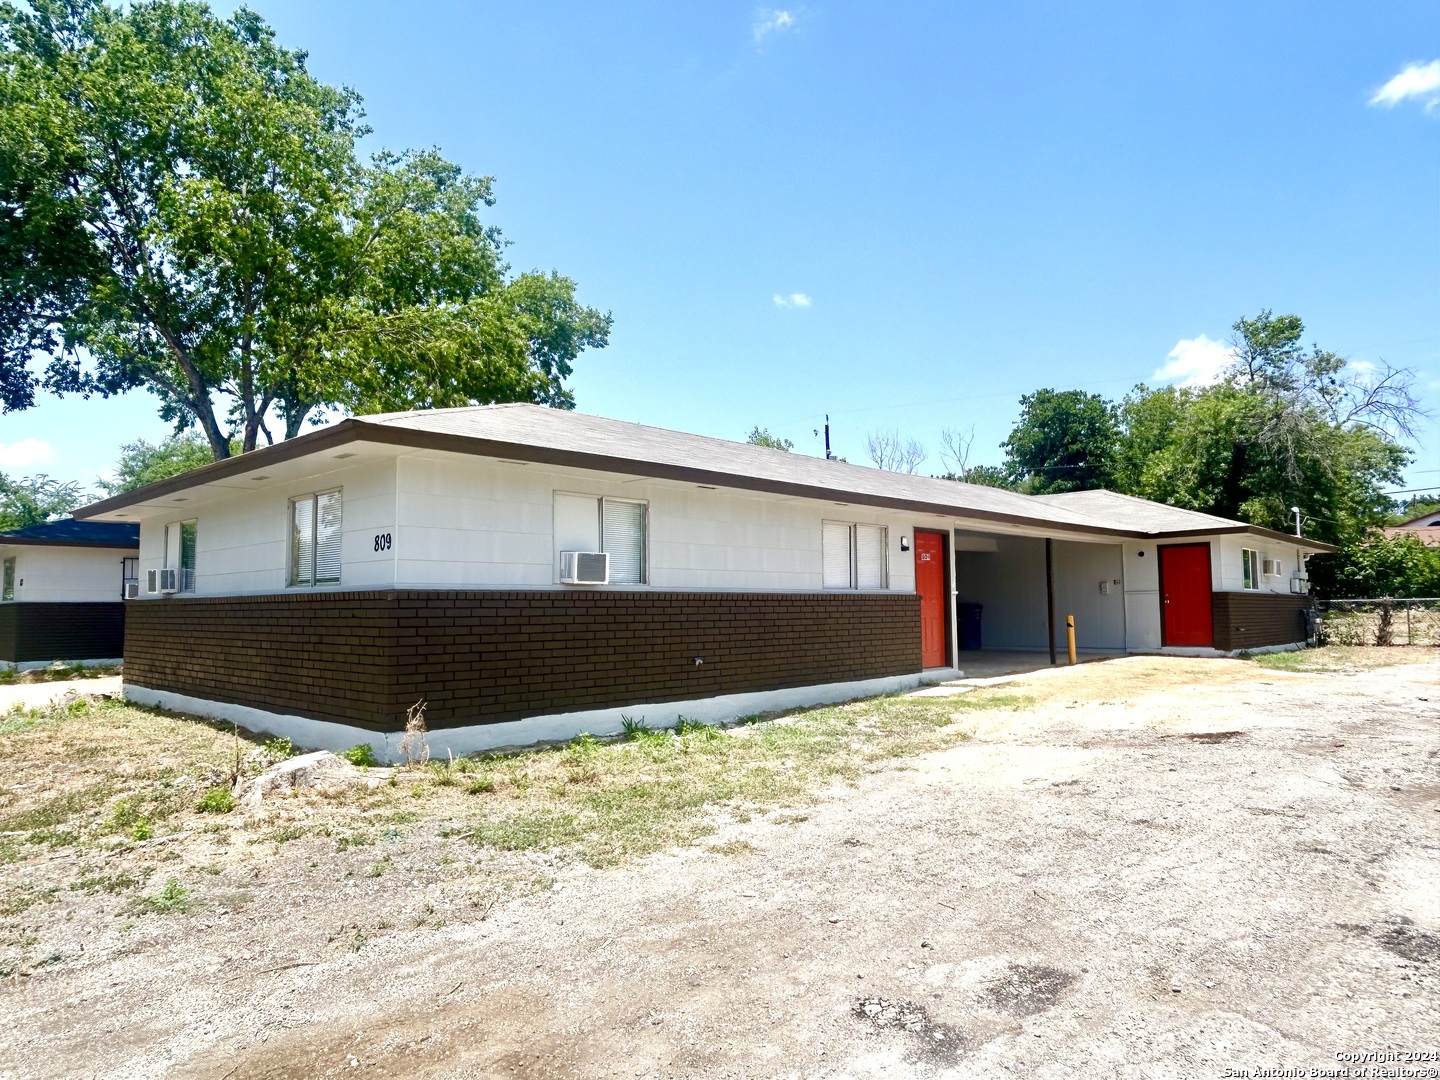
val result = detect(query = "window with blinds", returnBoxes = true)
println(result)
[164,521,198,592]
[2,557,14,602]
[822,521,888,589]
[290,490,342,587]
[601,498,647,584]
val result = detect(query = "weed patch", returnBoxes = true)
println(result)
[126,878,193,916]
[196,786,236,814]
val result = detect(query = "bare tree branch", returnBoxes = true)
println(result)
[866,429,927,473]
[939,426,974,479]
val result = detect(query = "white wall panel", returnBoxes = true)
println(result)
[0,546,132,603]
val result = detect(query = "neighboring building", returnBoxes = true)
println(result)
[0,519,139,669]
[1383,510,1440,547]
[73,405,1333,757]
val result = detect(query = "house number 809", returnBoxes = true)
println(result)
[373,533,392,552]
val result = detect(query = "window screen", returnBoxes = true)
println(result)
[824,522,889,590]
[601,498,646,584]
[822,521,853,588]
[316,491,342,585]
[1242,548,1258,590]
[2,557,13,601]
[291,490,341,587]
[855,525,888,589]
[179,521,197,592]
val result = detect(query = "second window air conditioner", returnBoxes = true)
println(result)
[560,551,609,585]
[1262,558,1281,576]
[157,567,179,594]
[124,581,140,600]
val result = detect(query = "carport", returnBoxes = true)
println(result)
[952,529,1127,662]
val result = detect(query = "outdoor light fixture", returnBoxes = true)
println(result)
[900,535,911,552]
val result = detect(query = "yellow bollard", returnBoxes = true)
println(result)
[1066,614,1077,666]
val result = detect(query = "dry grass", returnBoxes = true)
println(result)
[1245,644,1440,674]
[0,687,1032,888]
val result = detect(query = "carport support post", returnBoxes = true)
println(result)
[1046,538,1056,666]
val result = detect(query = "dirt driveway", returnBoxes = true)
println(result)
[4,655,1438,1077]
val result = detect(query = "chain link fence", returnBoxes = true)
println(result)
[1315,598,1440,647]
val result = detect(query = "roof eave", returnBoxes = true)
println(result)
[73,421,367,520]
[0,536,139,550]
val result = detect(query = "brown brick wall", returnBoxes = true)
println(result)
[1211,591,1313,652]
[124,590,923,732]
[0,602,126,663]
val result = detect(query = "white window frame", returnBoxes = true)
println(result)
[289,489,343,588]
[1241,548,1260,591]
[2,556,14,602]
[822,521,889,590]
[553,492,649,586]
[600,496,648,585]
[164,520,198,593]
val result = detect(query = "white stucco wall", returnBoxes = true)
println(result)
[0,546,132,603]
[954,535,1125,651]
[1052,540,1126,651]
[126,449,957,598]
[133,458,398,597]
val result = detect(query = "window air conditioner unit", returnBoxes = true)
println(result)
[559,551,608,585]
[1290,576,1309,595]
[146,569,158,594]
[124,581,140,600]
[1262,558,1282,576]
[158,568,179,594]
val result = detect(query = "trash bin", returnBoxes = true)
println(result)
[957,602,983,651]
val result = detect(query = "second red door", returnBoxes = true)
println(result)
[914,531,948,667]
[1159,543,1213,647]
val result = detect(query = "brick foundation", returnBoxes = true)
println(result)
[1211,591,1313,652]
[123,590,923,732]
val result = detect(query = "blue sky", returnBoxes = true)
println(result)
[3,1,1437,496]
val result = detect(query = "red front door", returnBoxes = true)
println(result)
[914,531,948,667]
[1159,543,1213,647]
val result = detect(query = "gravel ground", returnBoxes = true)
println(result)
[3,657,1437,1078]
[0,676,122,712]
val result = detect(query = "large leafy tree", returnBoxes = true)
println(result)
[0,472,83,528]
[1112,312,1416,544]
[0,0,609,460]
[98,432,221,494]
[1001,389,1119,493]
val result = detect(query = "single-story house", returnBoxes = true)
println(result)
[0,519,139,669]
[1383,509,1440,547]
[72,405,1332,757]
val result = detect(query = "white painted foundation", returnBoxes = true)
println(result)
[124,668,964,763]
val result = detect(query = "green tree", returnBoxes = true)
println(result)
[99,433,225,495]
[0,1,609,459]
[954,464,1015,489]
[745,427,793,452]
[0,473,83,528]
[1307,533,1440,600]
[1001,389,1119,494]
[1113,313,1417,545]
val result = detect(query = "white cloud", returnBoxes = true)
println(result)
[772,292,812,308]
[1152,335,1235,388]
[0,438,54,470]
[1369,60,1440,109]
[753,8,797,43]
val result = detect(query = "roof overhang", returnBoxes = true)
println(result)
[0,537,139,550]
[70,418,1338,553]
